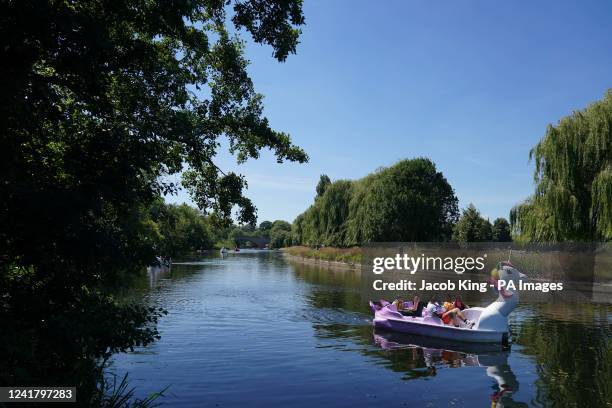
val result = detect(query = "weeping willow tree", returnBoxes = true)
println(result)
[511,90,612,242]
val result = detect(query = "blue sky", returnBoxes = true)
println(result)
[168,0,612,224]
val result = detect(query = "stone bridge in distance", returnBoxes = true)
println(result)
[234,235,270,249]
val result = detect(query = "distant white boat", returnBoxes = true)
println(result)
[147,256,171,273]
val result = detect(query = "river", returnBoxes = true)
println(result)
[109,250,611,407]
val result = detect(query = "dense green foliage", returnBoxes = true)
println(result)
[149,200,214,257]
[0,0,305,404]
[453,205,512,243]
[492,217,512,242]
[511,90,612,242]
[259,220,273,232]
[212,218,292,249]
[452,204,491,242]
[316,174,332,197]
[269,219,293,248]
[293,158,459,246]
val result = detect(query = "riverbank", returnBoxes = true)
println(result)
[282,246,362,269]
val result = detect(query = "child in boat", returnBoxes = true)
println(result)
[453,294,469,310]
[400,295,425,317]
[442,308,474,328]
[442,294,454,311]
[427,295,474,328]
[440,309,469,327]
[426,296,444,316]
[392,298,405,311]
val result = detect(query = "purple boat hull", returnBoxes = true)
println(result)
[371,301,508,344]
[369,263,526,344]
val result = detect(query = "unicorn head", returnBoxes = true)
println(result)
[477,262,527,331]
[490,261,527,312]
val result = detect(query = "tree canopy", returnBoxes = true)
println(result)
[149,201,214,257]
[452,204,492,243]
[492,217,512,242]
[316,174,332,197]
[259,220,273,231]
[269,219,292,248]
[0,0,306,402]
[511,90,612,242]
[1,0,307,279]
[293,158,459,246]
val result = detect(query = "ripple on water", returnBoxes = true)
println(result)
[110,253,612,408]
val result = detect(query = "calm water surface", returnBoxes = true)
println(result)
[110,251,611,407]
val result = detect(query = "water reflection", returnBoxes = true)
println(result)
[372,330,528,407]
[110,252,611,407]
[291,259,612,407]
[147,264,171,288]
[513,304,612,407]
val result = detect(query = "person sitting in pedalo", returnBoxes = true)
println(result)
[427,295,474,328]
[392,295,426,317]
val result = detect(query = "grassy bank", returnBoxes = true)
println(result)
[283,246,362,264]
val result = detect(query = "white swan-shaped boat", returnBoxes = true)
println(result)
[370,262,527,344]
